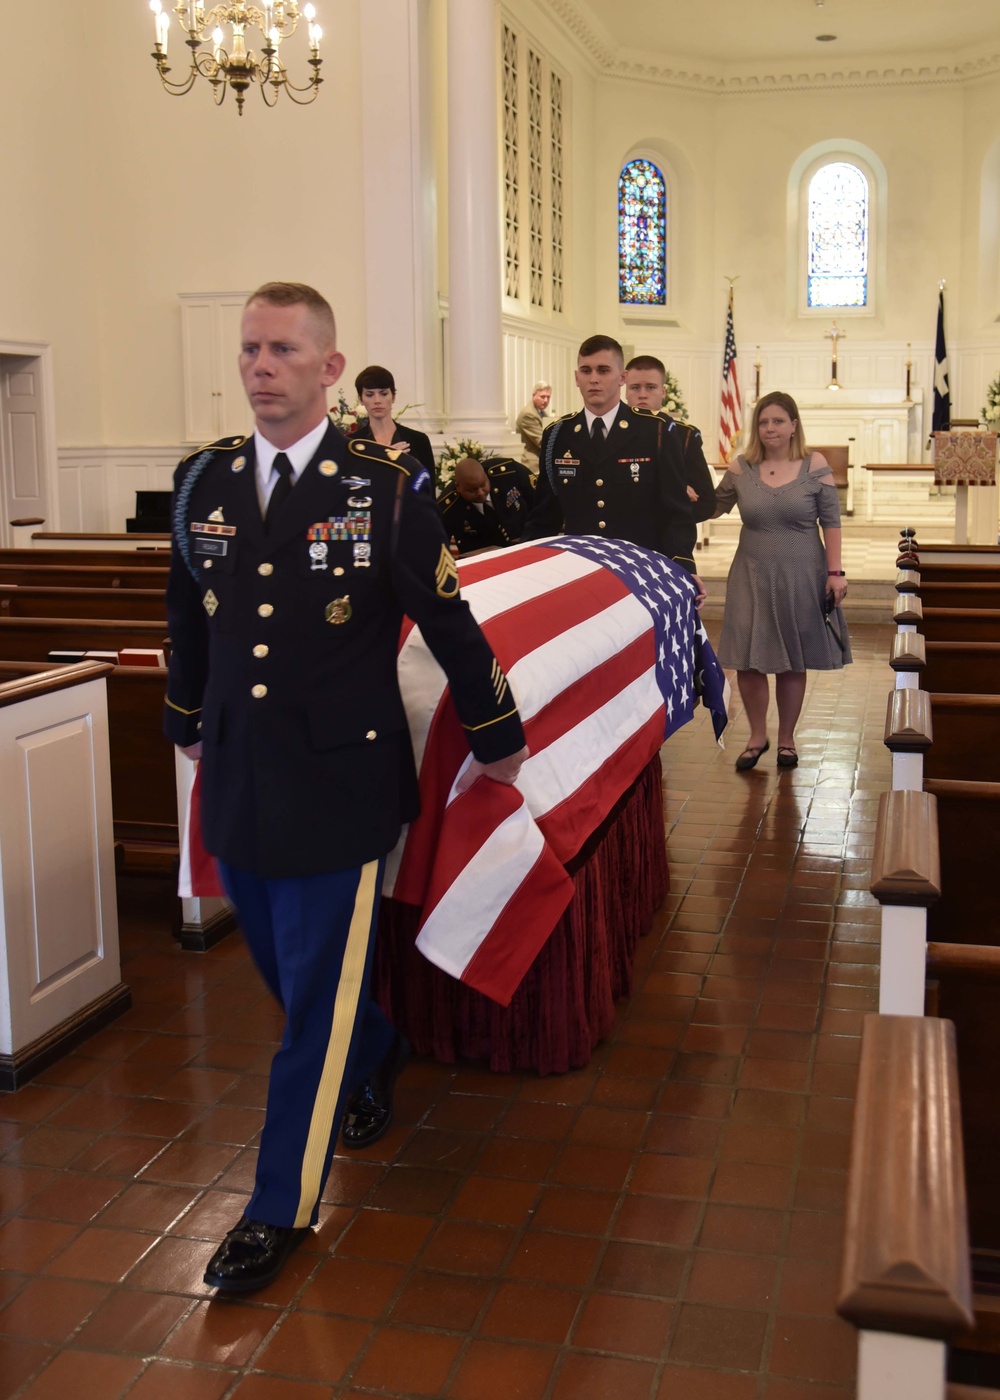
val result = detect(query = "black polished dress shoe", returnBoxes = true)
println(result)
[203,1216,308,1293]
[341,1033,410,1149]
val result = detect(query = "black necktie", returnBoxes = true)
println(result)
[264,452,293,531]
[591,417,606,444]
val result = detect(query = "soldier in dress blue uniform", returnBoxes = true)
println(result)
[624,355,716,519]
[523,336,713,599]
[164,282,527,1293]
[438,455,536,555]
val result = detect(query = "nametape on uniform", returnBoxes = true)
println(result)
[193,537,228,557]
[191,521,237,536]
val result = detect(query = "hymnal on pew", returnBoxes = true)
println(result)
[118,648,166,668]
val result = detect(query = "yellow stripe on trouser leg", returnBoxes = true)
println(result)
[293,858,380,1228]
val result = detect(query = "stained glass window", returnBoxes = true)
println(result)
[618,159,666,305]
[807,161,869,308]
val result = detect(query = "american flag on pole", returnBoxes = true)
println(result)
[719,286,742,463]
[181,537,727,1006]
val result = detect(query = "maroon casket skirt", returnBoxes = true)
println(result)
[371,753,668,1076]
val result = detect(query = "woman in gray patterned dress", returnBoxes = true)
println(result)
[713,392,851,771]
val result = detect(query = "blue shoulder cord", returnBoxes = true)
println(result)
[543,420,563,490]
[172,450,216,580]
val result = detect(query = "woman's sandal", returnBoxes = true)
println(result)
[735,740,769,772]
[776,747,799,768]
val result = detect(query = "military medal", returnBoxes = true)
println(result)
[353,542,372,568]
[203,589,219,616]
[347,495,372,508]
[631,463,641,483]
[343,476,370,489]
[309,541,329,571]
[208,507,226,523]
[325,595,352,625]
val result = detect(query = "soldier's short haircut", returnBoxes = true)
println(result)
[625,355,666,379]
[578,334,624,365]
[245,282,337,348]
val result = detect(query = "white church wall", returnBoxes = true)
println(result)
[577,65,1000,453]
[0,5,108,447]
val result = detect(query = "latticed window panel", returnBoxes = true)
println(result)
[807,161,869,309]
[502,24,520,300]
[618,159,666,305]
[550,72,564,313]
[528,50,545,308]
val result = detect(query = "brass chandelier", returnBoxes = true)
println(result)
[148,2,323,114]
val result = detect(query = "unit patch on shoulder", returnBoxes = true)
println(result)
[435,545,460,599]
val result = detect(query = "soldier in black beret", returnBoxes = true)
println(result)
[164,282,526,1294]
[438,455,536,555]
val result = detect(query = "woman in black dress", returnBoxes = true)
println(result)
[353,364,435,475]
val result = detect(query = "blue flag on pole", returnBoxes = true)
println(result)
[933,287,950,432]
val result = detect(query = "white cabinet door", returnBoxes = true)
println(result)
[180,293,250,443]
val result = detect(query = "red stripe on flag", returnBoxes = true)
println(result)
[415,776,574,1006]
[537,706,666,860]
[392,566,633,904]
[472,567,631,669]
[397,544,563,653]
[522,630,655,764]
[460,848,575,1004]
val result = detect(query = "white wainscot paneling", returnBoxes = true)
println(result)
[0,677,121,1056]
[502,315,581,430]
[57,447,182,534]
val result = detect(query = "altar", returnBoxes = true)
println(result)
[794,387,925,470]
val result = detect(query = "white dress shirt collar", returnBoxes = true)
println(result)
[583,404,621,437]
[254,417,330,509]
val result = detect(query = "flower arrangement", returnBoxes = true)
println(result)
[982,374,1000,428]
[329,391,367,435]
[436,438,486,493]
[660,369,689,422]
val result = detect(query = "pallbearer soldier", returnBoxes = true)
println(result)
[164,282,527,1293]
[624,355,716,520]
[524,335,712,597]
[438,455,536,555]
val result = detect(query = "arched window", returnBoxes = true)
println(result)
[618,159,666,305]
[807,161,869,309]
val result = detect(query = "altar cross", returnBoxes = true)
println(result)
[825,322,846,389]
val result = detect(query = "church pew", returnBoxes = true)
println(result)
[0,616,170,663]
[0,586,166,622]
[0,546,171,569]
[925,697,1000,784]
[916,564,1000,586]
[921,610,1000,644]
[924,643,1000,696]
[925,781,1000,943]
[919,583,1000,611]
[0,563,169,591]
[837,1014,973,1400]
[0,660,176,858]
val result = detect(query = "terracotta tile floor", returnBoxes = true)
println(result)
[0,622,893,1400]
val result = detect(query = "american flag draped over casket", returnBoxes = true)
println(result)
[180,536,727,1005]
